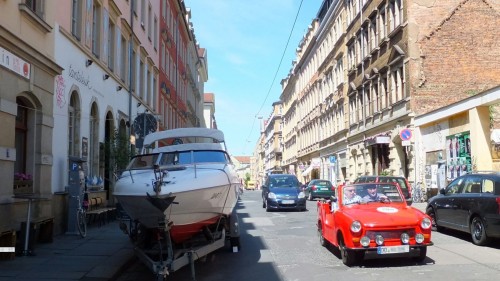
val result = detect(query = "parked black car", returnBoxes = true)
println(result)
[426,171,500,245]
[354,175,413,205]
[261,174,306,212]
[304,179,335,201]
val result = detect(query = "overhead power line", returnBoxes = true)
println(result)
[243,0,305,154]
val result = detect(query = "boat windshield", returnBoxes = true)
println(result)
[159,150,229,165]
[127,154,159,169]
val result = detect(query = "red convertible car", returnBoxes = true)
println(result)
[317,182,433,266]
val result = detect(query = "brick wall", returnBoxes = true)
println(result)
[413,0,500,115]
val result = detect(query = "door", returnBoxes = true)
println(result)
[453,176,481,231]
[436,177,465,230]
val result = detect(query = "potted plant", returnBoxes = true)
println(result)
[13,172,33,193]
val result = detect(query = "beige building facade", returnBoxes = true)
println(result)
[257,0,500,192]
[0,1,63,233]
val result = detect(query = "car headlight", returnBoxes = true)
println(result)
[400,233,410,244]
[350,221,362,233]
[298,191,305,199]
[360,236,370,247]
[415,233,425,244]
[375,234,384,246]
[268,192,276,200]
[421,217,431,229]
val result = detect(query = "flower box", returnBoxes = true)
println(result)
[13,180,34,194]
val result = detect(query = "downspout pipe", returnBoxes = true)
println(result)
[128,0,134,150]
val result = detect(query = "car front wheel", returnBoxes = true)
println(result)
[318,224,327,247]
[426,207,443,232]
[470,216,491,246]
[339,236,359,266]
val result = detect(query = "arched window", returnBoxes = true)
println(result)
[68,92,81,157]
[89,103,99,177]
[15,99,28,175]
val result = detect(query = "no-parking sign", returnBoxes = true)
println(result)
[399,128,412,141]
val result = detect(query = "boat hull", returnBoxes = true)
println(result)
[114,165,240,243]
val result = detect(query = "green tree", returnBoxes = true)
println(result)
[105,129,134,177]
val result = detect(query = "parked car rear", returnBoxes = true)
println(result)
[426,171,500,245]
[354,176,412,205]
[304,179,335,201]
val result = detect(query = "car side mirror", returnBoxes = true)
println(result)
[439,188,446,195]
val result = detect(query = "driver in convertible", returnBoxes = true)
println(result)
[363,185,389,202]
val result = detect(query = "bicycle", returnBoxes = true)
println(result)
[412,182,427,203]
[72,192,88,238]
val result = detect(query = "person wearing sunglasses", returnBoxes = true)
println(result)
[363,185,389,202]
[343,186,362,205]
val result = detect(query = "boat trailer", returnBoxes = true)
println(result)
[118,207,240,281]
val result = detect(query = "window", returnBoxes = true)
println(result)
[148,4,152,41]
[15,99,29,177]
[25,0,44,18]
[162,0,167,19]
[131,49,136,91]
[71,0,83,40]
[147,69,151,105]
[380,75,388,109]
[349,96,357,124]
[378,6,387,40]
[107,21,115,70]
[132,0,138,15]
[347,43,355,70]
[92,2,102,58]
[120,36,127,81]
[68,92,80,157]
[141,0,146,28]
[154,16,158,50]
[140,60,145,100]
[390,65,405,103]
[369,18,377,50]
[389,0,403,32]
[89,104,99,177]
[153,76,157,112]
[446,178,464,195]
[372,81,379,113]
[365,87,371,116]
[357,92,363,121]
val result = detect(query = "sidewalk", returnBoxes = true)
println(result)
[0,221,134,281]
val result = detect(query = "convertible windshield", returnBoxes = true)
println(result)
[342,183,404,205]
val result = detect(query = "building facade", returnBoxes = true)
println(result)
[1,0,208,236]
[0,0,64,233]
[257,0,500,191]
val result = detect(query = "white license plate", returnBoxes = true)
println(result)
[282,200,295,204]
[321,188,329,190]
[377,245,409,254]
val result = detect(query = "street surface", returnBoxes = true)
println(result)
[115,190,500,281]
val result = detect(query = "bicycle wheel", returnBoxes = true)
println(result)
[77,209,87,238]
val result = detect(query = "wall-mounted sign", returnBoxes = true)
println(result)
[0,46,30,79]
[400,128,412,141]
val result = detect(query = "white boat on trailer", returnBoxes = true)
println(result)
[113,127,242,280]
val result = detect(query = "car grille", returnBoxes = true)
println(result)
[276,194,297,199]
[365,229,416,240]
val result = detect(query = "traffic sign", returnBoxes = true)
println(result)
[400,128,412,141]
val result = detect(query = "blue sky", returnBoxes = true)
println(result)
[185,0,322,156]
